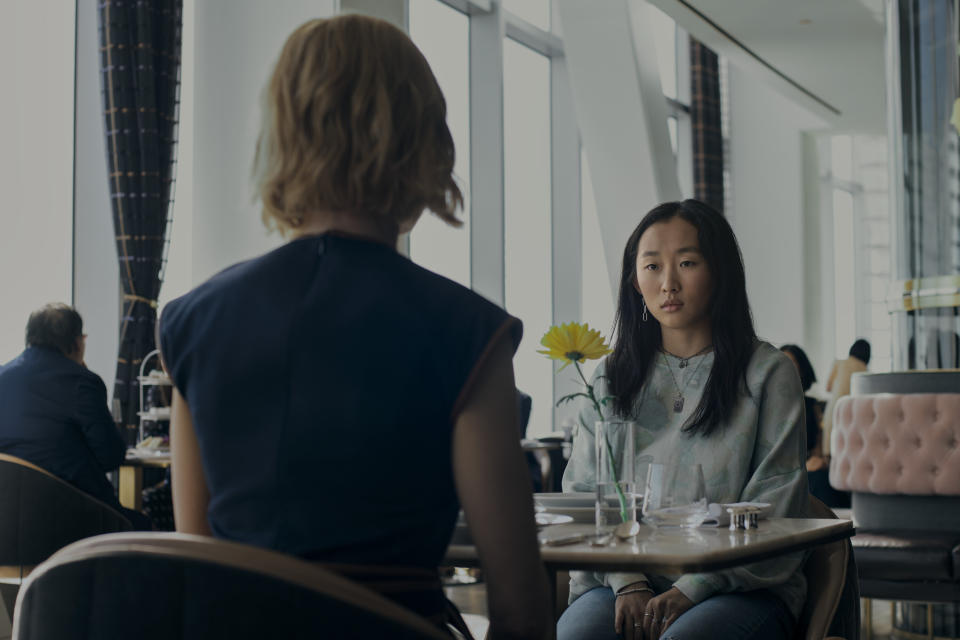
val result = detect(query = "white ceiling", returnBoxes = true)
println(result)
[648,0,888,133]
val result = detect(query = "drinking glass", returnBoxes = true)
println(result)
[595,419,637,531]
[642,462,709,528]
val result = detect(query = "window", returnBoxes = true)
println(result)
[649,5,677,101]
[832,189,856,357]
[828,135,891,371]
[408,0,471,288]
[649,4,692,193]
[0,2,75,361]
[504,38,552,437]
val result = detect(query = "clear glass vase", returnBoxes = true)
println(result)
[594,419,637,532]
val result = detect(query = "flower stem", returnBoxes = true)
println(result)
[575,361,630,523]
[602,432,630,522]
[574,361,603,418]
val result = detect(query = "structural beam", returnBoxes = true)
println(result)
[555,0,682,298]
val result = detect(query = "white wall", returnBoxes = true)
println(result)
[186,0,336,290]
[727,63,823,349]
[0,2,75,364]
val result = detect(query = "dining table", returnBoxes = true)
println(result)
[447,517,853,574]
[445,512,854,619]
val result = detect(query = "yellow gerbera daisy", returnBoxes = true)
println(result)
[538,322,612,370]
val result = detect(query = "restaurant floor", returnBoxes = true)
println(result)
[445,583,898,639]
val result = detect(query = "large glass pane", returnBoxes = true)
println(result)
[504,39,552,437]
[0,2,75,361]
[408,0,471,288]
[890,1,960,370]
[833,189,856,358]
[503,0,551,32]
[667,116,678,156]
[580,148,616,381]
[649,5,677,101]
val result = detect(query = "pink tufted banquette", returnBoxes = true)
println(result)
[830,393,960,495]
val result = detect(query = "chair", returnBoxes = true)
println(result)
[829,371,960,637]
[795,495,860,640]
[12,532,450,639]
[0,453,133,624]
[0,453,132,587]
[517,389,544,491]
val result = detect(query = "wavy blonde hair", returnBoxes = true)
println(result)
[253,15,463,235]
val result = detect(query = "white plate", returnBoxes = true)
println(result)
[539,506,594,523]
[534,492,595,508]
[535,512,574,526]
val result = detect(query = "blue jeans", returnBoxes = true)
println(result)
[557,586,794,640]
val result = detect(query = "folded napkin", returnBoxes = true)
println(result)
[700,502,772,527]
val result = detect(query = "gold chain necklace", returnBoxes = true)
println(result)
[661,349,711,413]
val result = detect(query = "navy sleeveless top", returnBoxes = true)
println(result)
[159,233,521,568]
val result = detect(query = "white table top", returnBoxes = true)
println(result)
[446,518,853,573]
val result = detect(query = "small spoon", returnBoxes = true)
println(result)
[614,520,640,540]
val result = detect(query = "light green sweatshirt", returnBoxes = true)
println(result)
[562,341,809,620]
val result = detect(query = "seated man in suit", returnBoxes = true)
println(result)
[0,303,151,529]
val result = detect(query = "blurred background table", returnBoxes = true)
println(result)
[520,438,569,492]
[119,451,171,511]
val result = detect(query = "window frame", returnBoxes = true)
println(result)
[415,0,694,435]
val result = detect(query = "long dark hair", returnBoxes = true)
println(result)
[607,199,756,436]
[849,339,870,365]
[780,344,816,391]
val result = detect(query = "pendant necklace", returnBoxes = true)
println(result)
[661,344,713,369]
[662,348,711,413]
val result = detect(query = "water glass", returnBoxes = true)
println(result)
[595,419,637,531]
[642,462,709,528]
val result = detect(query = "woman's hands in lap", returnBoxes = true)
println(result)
[614,590,652,638]
[638,587,693,639]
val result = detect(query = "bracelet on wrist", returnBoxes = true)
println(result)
[615,586,654,597]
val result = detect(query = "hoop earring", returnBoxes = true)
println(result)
[642,298,649,322]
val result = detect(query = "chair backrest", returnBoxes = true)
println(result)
[0,454,131,572]
[516,389,533,438]
[12,532,449,640]
[795,496,860,640]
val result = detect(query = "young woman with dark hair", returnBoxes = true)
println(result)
[560,200,808,640]
[605,200,757,435]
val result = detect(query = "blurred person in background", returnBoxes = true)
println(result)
[0,303,151,529]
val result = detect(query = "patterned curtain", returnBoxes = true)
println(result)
[99,0,182,444]
[689,38,724,213]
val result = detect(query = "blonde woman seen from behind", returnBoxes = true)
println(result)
[161,16,550,638]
